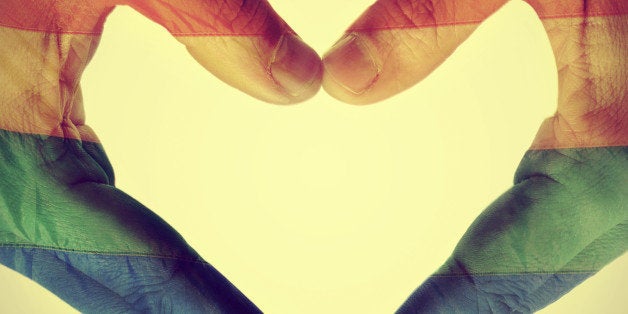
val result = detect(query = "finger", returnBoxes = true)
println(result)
[524,0,628,149]
[122,0,322,104]
[322,0,508,105]
[397,146,627,313]
[0,128,261,313]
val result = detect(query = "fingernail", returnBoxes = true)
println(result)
[269,34,322,98]
[323,33,380,95]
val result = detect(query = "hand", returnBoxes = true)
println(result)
[322,0,626,311]
[0,0,321,312]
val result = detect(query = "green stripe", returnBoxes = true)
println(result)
[437,146,627,276]
[0,129,196,259]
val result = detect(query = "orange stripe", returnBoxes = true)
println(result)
[0,24,100,142]
[0,0,289,36]
[347,0,627,31]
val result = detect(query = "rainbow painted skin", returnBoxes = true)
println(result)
[0,129,262,312]
[1,0,627,313]
[398,146,627,313]
[321,0,627,312]
[0,0,321,312]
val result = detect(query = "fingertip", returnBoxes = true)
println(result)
[322,33,385,105]
[269,34,323,104]
[322,27,472,105]
[322,0,508,105]
[179,34,321,105]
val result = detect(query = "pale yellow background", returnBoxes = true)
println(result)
[0,1,626,313]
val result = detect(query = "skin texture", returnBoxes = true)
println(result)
[0,0,321,312]
[0,0,626,312]
[0,0,323,142]
[321,0,626,312]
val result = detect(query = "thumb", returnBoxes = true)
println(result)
[322,0,507,105]
[123,0,322,104]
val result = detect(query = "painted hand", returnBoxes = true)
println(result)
[0,0,321,312]
[322,0,626,312]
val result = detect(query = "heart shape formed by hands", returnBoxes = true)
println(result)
[0,0,626,313]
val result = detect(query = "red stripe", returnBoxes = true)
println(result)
[0,0,288,36]
[1,1,624,35]
[347,0,626,32]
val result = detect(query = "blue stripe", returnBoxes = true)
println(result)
[396,271,593,313]
[0,247,261,313]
